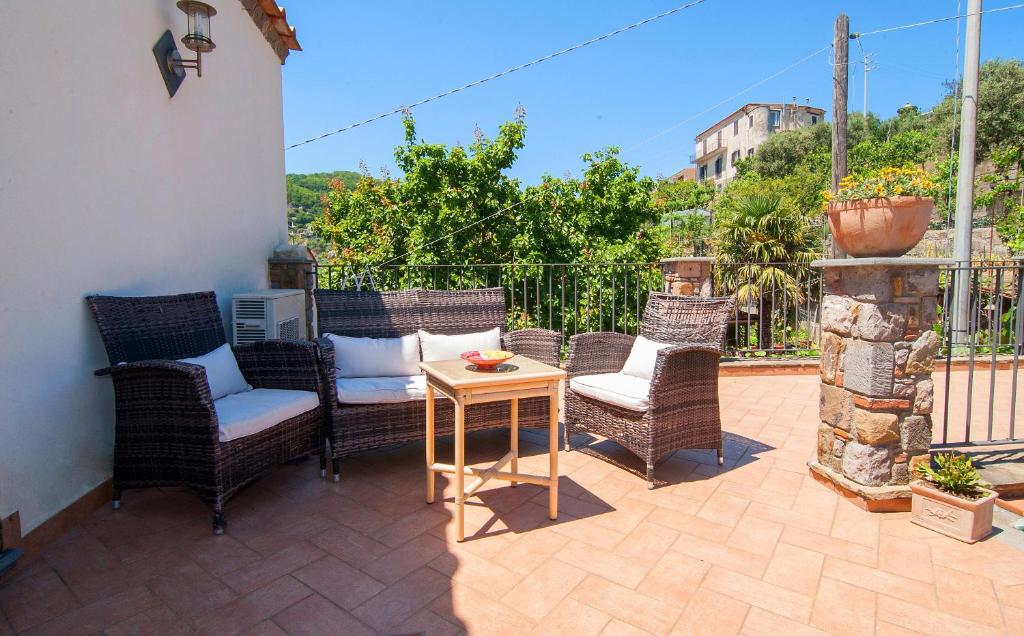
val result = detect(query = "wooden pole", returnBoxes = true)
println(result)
[831,13,850,258]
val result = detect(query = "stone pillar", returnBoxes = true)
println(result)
[810,258,950,512]
[661,257,713,297]
[268,243,317,339]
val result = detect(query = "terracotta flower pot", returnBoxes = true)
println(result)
[910,480,998,543]
[827,196,933,257]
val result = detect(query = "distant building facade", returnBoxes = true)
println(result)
[692,102,824,186]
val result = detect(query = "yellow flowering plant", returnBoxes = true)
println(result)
[824,167,937,205]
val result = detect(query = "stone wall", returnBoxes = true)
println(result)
[268,244,317,339]
[816,260,943,489]
[661,257,713,297]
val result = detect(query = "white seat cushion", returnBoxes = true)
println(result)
[324,333,421,378]
[336,375,428,404]
[418,328,501,362]
[214,388,320,443]
[570,373,651,412]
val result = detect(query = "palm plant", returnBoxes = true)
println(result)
[713,191,821,350]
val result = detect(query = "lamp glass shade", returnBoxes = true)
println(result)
[177,1,216,53]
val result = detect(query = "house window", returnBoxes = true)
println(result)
[747,148,754,157]
[748,115,753,128]
[733,120,739,135]
[714,157,723,176]
[768,109,781,129]
[811,115,818,124]
[731,150,740,166]
[698,165,707,181]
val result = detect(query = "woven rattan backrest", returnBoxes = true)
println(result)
[315,288,507,338]
[639,293,736,350]
[86,291,227,365]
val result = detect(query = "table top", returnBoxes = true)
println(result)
[419,355,565,390]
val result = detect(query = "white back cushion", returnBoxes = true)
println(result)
[418,328,501,363]
[178,343,251,400]
[336,375,427,404]
[620,335,673,380]
[325,333,421,378]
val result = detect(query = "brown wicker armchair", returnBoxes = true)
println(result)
[564,293,736,488]
[314,288,561,481]
[87,292,325,534]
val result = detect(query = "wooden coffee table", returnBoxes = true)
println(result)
[420,355,565,541]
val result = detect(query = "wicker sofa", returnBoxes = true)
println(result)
[87,292,325,533]
[314,287,560,480]
[564,293,736,488]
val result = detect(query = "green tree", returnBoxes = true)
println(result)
[651,179,715,255]
[931,59,1024,160]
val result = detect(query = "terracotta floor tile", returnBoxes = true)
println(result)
[602,618,654,635]
[532,598,611,636]
[701,566,814,623]
[933,564,1005,629]
[193,576,312,636]
[21,586,161,636]
[725,515,783,557]
[636,550,709,607]
[104,604,193,636]
[148,561,237,618]
[670,533,769,579]
[648,507,733,544]
[810,576,875,636]
[697,491,751,528]
[239,619,289,635]
[555,539,650,589]
[376,507,454,548]
[997,583,1024,609]
[780,527,877,568]
[220,542,325,595]
[762,543,824,597]
[613,522,680,568]
[877,534,934,584]
[821,556,936,608]
[671,587,748,636]
[830,500,880,550]
[0,566,79,632]
[876,594,1005,636]
[350,566,451,632]
[740,606,828,636]
[393,607,463,636]
[291,555,385,611]
[571,575,679,635]
[502,558,588,619]
[429,548,523,600]
[271,594,374,636]
[874,621,926,636]
[1003,604,1024,636]
[549,515,628,550]
[185,535,262,577]
[431,583,533,636]
[362,532,447,585]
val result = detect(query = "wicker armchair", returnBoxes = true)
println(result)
[314,288,561,480]
[87,292,325,533]
[564,293,736,488]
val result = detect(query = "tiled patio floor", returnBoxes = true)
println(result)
[2,374,1024,635]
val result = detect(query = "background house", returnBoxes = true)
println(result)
[0,1,298,550]
[692,102,824,186]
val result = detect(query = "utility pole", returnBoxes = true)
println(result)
[831,13,849,258]
[951,0,982,345]
[862,52,876,119]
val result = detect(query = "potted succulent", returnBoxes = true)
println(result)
[824,167,936,257]
[910,452,998,543]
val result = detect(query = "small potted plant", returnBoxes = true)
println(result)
[910,452,998,543]
[824,167,937,257]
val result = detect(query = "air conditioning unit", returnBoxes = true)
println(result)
[232,289,307,345]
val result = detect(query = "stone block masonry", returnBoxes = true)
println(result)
[812,259,948,498]
[661,257,712,297]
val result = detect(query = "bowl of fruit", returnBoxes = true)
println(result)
[460,350,515,370]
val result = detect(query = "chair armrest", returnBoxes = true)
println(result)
[233,340,323,394]
[565,332,636,377]
[103,360,218,441]
[503,328,561,367]
[649,345,723,413]
[313,336,337,407]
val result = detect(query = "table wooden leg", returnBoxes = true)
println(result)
[548,383,559,520]
[510,398,519,487]
[454,395,465,542]
[425,383,435,504]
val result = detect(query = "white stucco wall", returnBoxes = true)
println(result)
[0,2,288,532]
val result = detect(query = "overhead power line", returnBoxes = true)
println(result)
[852,2,1024,38]
[285,0,711,151]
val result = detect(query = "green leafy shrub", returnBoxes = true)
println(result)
[915,452,986,499]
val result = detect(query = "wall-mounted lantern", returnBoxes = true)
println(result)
[153,2,218,97]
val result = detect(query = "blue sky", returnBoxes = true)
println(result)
[281,1,1023,182]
